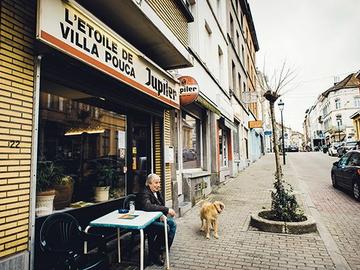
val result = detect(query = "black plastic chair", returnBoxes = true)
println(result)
[40,212,108,270]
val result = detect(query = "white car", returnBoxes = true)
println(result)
[328,143,340,156]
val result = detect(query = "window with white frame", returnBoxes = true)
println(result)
[336,115,342,127]
[354,97,360,107]
[182,112,201,169]
[230,14,234,41]
[218,46,223,84]
[335,98,341,109]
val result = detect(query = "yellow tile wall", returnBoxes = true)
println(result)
[146,0,189,47]
[163,110,172,201]
[154,117,163,187]
[0,0,35,258]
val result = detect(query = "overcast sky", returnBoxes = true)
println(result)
[248,0,360,132]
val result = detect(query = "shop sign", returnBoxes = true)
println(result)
[248,120,263,129]
[179,76,199,106]
[36,0,179,109]
[264,130,272,136]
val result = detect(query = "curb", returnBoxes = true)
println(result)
[250,210,317,234]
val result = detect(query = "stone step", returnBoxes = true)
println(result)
[178,201,191,217]
[178,194,184,204]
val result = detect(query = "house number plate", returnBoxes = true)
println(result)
[8,140,20,148]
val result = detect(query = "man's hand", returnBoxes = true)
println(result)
[168,208,176,217]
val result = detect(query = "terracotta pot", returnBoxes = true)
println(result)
[36,190,55,216]
[54,183,74,210]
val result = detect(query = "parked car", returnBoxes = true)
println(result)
[331,150,360,201]
[337,141,358,157]
[287,145,299,152]
[328,142,340,157]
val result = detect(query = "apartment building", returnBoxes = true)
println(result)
[0,0,193,268]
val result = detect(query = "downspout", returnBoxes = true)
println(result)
[29,55,42,270]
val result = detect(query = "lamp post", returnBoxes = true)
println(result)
[278,99,286,165]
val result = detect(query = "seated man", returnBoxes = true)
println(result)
[137,173,176,266]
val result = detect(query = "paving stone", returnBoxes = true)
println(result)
[112,153,360,270]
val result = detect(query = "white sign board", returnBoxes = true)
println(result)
[164,146,174,163]
[118,130,126,149]
[37,0,180,109]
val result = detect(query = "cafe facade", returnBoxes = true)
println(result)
[0,0,193,268]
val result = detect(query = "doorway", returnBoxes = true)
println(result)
[127,115,152,194]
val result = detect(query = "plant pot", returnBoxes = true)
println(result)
[94,186,110,202]
[36,190,55,217]
[54,183,74,210]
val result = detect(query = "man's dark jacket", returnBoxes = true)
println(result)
[137,186,169,215]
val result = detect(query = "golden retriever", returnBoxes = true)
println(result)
[200,201,225,239]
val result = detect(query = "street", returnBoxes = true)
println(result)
[289,152,360,270]
[144,152,360,270]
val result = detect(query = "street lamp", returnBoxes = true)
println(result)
[278,99,286,165]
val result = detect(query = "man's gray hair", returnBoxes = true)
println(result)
[146,173,160,186]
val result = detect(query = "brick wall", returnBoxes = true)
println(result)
[0,0,35,258]
[146,0,189,47]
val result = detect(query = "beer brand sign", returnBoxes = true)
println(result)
[36,0,179,109]
[179,76,199,106]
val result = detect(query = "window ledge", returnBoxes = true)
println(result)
[182,170,211,178]
[220,166,230,171]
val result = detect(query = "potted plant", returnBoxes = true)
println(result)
[53,175,74,210]
[94,162,117,202]
[36,161,64,216]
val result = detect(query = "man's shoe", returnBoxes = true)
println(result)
[146,260,154,267]
[151,255,164,266]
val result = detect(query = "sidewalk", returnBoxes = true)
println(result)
[147,154,335,270]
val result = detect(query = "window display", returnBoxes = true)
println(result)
[37,90,127,212]
[182,112,201,169]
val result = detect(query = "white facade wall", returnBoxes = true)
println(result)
[322,88,359,142]
[188,1,229,98]
[308,101,324,148]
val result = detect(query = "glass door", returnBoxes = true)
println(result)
[126,115,151,194]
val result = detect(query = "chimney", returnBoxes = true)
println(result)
[334,75,339,86]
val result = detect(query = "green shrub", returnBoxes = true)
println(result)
[271,180,306,222]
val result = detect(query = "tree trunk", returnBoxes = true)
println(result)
[269,101,282,181]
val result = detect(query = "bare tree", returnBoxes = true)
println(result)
[258,62,296,181]
[258,63,306,222]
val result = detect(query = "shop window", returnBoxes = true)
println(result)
[38,91,127,211]
[219,128,228,167]
[182,112,201,169]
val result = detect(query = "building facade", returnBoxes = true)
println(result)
[304,71,360,150]
[0,0,262,269]
[0,0,193,268]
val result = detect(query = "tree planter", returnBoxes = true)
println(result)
[250,210,317,234]
[36,190,55,217]
[94,186,110,202]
